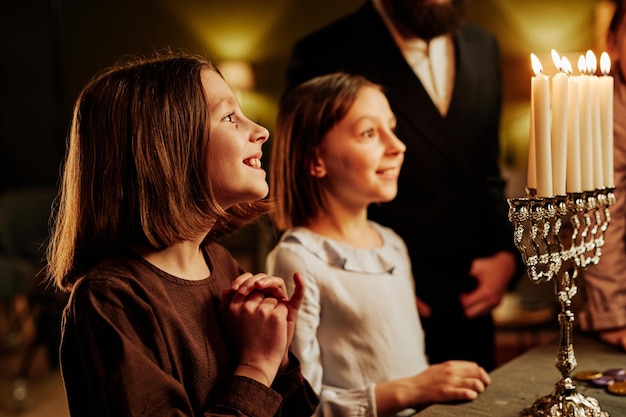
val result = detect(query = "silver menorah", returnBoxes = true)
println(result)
[508,187,615,417]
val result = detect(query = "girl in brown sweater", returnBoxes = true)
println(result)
[46,50,318,417]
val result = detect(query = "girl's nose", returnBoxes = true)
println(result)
[252,122,270,144]
[386,131,406,155]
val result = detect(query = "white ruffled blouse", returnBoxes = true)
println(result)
[266,222,429,417]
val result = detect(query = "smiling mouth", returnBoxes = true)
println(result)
[244,157,262,168]
[376,167,400,175]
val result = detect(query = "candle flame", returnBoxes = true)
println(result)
[586,50,597,74]
[530,53,543,76]
[578,55,587,74]
[600,51,611,75]
[561,56,573,75]
[551,49,561,71]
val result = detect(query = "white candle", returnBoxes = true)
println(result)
[578,55,594,191]
[564,57,582,193]
[587,50,604,189]
[528,82,537,191]
[531,53,553,197]
[551,50,568,196]
[599,51,615,188]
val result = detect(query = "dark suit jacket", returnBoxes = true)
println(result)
[285,1,518,305]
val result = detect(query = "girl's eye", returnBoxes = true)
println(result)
[361,128,375,138]
[223,113,236,123]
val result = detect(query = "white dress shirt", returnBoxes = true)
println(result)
[372,0,455,115]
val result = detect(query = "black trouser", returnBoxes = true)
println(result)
[420,299,496,372]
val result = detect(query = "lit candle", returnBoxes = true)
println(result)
[599,51,614,188]
[578,55,594,191]
[551,50,568,196]
[531,53,553,197]
[527,56,537,192]
[587,50,604,189]
[564,57,582,193]
[528,81,537,192]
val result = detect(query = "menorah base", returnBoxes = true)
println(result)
[521,378,609,417]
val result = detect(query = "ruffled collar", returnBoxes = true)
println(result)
[281,223,400,274]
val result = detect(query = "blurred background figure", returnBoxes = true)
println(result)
[580,0,626,351]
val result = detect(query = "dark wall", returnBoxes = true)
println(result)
[0,0,364,194]
[0,0,599,194]
[1,1,66,192]
[0,0,601,272]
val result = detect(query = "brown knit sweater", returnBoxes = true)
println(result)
[60,242,318,416]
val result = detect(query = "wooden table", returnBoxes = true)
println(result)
[415,333,625,416]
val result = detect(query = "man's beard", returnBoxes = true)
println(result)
[383,0,467,40]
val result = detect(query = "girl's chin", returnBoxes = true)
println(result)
[219,186,269,208]
[373,196,397,205]
[248,185,269,201]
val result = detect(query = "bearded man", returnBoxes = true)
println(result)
[283,0,522,371]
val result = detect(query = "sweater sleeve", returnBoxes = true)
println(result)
[213,376,283,417]
[266,243,376,417]
[61,277,289,417]
[270,352,320,417]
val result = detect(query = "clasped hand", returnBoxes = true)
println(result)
[220,272,305,386]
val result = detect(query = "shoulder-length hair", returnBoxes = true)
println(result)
[47,50,268,291]
[270,72,381,230]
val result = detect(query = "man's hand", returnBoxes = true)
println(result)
[459,251,517,318]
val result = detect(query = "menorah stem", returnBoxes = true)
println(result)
[554,267,577,379]
[520,259,609,417]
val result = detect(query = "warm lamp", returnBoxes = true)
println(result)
[219,60,255,91]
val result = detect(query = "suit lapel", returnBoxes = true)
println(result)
[332,3,487,184]
[379,25,484,184]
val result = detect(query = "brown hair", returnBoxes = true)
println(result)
[270,72,381,230]
[47,50,268,290]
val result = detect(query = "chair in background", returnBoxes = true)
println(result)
[0,187,66,411]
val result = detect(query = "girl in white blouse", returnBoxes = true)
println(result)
[266,72,491,417]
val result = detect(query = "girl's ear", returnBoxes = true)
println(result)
[310,155,327,178]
